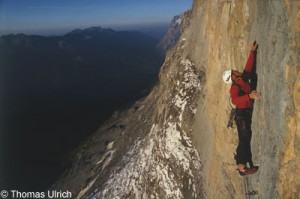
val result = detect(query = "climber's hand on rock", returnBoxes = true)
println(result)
[251,41,258,51]
[249,90,261,100]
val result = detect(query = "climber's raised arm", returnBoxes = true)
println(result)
[244,41,258,73]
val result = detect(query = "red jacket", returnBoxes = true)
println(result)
[230,50,256,109]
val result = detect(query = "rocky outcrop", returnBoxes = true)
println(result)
[157,15,183,53]
[53,0,299,198]
[52,38,206,198]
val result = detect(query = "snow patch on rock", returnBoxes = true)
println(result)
[82,59,203,199]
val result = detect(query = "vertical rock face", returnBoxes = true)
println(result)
[54,0,299,198]
[189,0,300,198]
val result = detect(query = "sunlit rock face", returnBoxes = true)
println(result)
[189,0,299,198]
[53,0,299,198]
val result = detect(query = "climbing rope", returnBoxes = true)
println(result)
[243,176,250,199]
[243,175,258,198]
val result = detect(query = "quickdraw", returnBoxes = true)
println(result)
[246,190,258,196]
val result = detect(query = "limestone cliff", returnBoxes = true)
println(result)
[188,0,299,198]
[53,0,300,198]
[157,15,183,53]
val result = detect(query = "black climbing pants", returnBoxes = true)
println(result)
[235,108,253,165]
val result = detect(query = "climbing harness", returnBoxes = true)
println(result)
[227,83,246,129]
[227,107,236,128]
[227,92,236,129]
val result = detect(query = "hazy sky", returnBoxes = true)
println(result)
[0,0,193,35]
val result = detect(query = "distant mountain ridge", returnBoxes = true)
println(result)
[0,26,162,91]
[66,26,114,35]
[0,26,164,191]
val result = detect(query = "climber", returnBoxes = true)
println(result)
[222,41,260,176]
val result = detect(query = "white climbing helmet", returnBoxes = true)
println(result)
[222,70,232,84]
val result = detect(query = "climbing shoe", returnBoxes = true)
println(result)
[238,167,258,176]
[246,166,259,174]
[245,167,258,174]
